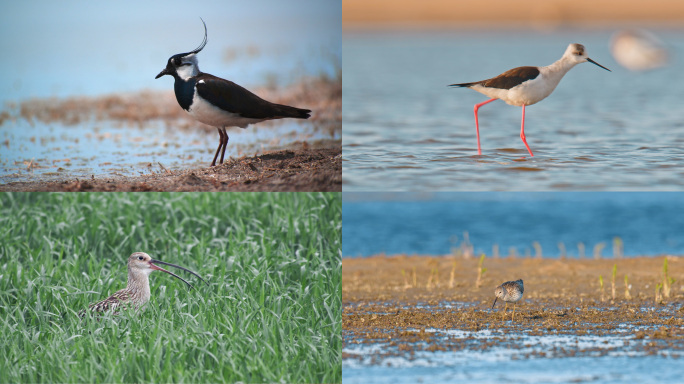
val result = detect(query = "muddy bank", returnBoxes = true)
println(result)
[0,145,340,192]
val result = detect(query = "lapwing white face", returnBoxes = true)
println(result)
[156,53,200,81]
[565,43,611,71]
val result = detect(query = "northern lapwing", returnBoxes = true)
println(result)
[81,252,208,315]
[156,19,312,166]
[449,44,610,157]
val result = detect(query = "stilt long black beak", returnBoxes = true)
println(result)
[491,297,498,309]
[587,58,611,72]
[149,259,209,288]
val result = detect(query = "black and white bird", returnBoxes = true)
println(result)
[450,43,610,157]
[156,19,311,166]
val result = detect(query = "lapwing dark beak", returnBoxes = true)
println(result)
[149,258,209,288]
[155,68,171,79]
[587,58,611,72]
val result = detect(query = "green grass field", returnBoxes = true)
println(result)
[0,192,341,383]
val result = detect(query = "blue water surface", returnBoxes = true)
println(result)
[343,192,684,258]
[343,29,684,191]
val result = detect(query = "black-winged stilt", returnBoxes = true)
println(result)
[449,43,610,157]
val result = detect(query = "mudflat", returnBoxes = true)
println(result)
[344,254,684,359]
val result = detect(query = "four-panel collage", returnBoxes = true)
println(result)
[1,1,683,383]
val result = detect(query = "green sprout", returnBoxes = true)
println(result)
[476,254,487,288]
[611,264,617,300]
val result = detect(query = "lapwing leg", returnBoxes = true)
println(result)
[520,104,534,157]
[218,127,229,165]
[211,128,226,167]
[473,98,497,156]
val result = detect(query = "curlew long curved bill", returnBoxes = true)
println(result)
[149,259,209,288]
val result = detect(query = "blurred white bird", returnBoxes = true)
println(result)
[611,29,668,71]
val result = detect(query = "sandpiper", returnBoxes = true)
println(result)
[81,252,208,315]
[449,44,610,157]
[491,279,524,321]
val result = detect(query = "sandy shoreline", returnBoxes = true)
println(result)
[343,254,683,305]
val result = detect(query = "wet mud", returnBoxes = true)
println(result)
[1,145,340,192]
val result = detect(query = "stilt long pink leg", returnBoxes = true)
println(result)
[520,104,534,157]
[473,98,497,155]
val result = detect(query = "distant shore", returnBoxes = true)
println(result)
[343,0,684,29]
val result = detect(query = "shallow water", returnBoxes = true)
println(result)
[344,322,684,384]
[0,118,321,183]
[344,350,682,384]
[343,29,684,191]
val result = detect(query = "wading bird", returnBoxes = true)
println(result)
[156,18,311,166]
[449,44,610,157]
[81,252,208,315]
[491,279,524,321]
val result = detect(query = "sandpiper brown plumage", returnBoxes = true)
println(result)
[491,279,524,321]
[81,252,208,315]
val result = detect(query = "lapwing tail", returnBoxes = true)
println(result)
[275,104,311,119]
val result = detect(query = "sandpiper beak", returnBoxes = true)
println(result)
[149,259,209,288]
[587,58,611,72]
[491,297,498,309]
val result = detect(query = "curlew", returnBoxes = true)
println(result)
[81,252,208,315]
